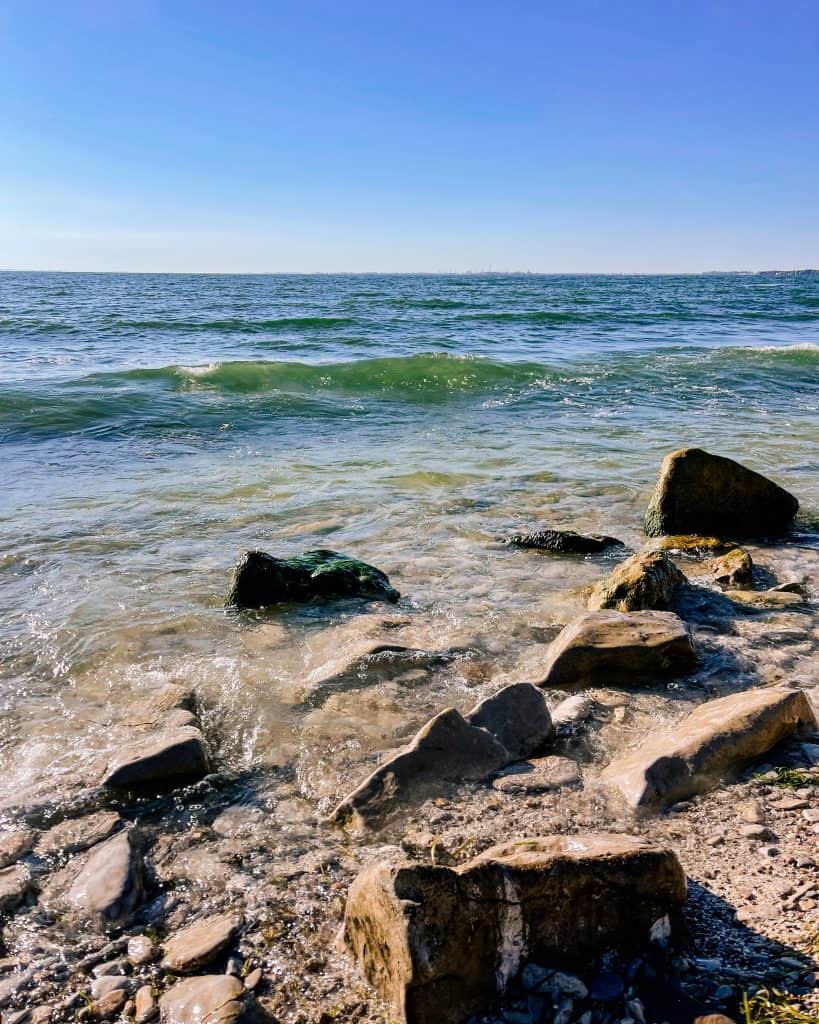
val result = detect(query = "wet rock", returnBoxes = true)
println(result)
[505,530,623,554]
[101,727,210,790]
[0,828,35,868]
[587,551,686,612]
[644,448,798,539]
[492,756,581,794]
[161,913,241,972]
[226,548,399,609]
[344,833,686,1024]
[551,694,595,730]
[724,588,806,609]
[91,974,131,999]
[464,683,554,759]
[771,580,809,597]
[135,985,157,1022]
[94,989,127,1019]
[127,935,157,965]
[0,863,33,913]
[36,810,121,857]
[332,707,510,827]
[648,535,736,554]
[705,548,754,589]
[601,687,817,811]
[66,830,143,929]
[537,610,696,689]
[158,975,247,1024]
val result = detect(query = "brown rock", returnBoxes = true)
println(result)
[66,829,142,929]
[464,683,554,759]
[724,588,806,609]
[706,547,754,589]
[331,707,510,827]
[134,985,157,1022]
[587,551,686,612]
[601,688,817,811]
[648,535,736,554]
[344,833,686,1024]
[492,756,581,794]
[537,610,696,689]
[101,727,210,790]
[158,975,246,1024]
[161,913,241,972]
[94,989,127,1019]
[0,829,35,869]
[644,448,798,539]
[0,863,33,913]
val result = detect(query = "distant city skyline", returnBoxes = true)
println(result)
[2,1,818,273]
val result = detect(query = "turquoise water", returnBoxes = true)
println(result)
[0,271,817,805]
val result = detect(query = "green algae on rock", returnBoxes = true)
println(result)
[226,548,400,609]
[588,550,686,612]
[644,448,798,539]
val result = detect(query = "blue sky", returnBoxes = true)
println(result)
[1,1,817,272]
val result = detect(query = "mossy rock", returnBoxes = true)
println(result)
[226,548,400,609]
[506,529,623,554]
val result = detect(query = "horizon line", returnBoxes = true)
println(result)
[1,267,817,277]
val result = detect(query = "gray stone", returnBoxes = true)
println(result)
[0,829,35,869]
[551,694,595,730]
[91,975,131,1000]
[36,810,121,857]
[127,935,157,965]
[0,863,32,913]
[644,448,798,538]
[537,610,696,689]
[465,683,554,759]
[601,688,817,811]
[492,757,581,795]
[66,830,142,928]
[101,727,210,789]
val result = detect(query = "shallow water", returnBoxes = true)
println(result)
[0,270,818,817]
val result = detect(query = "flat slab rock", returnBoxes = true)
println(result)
[725,587,807,609]
[537,610,696,689]
[344,833,686,1024]
[162,913,242,972]
[587,550,685,612]
[66,829,143,929]
[226,548,399,609]
[102,727,210,790]
[492,756,582,794]
[36,810,121,857]
[331,683,553,827]
[159,975,249,1024]
[601,687,818,811]
[505,529,623,554]
[644,447,798,539]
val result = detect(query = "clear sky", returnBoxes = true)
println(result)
[1,0,818,273]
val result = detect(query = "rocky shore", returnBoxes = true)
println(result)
[0,448,817,1024]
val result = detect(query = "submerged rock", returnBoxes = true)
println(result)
[344,834,686,1024]
[644,448,798,539]
[505,529,623,554]
[601,687,817,811]
[705,547,754,589]
[36,810,121,858]
[67,830,143,929]
[332,684,553,826]
[101,727,210,790]
[587,551,686,612]
[226,548,399,609]
[538,610,696,689]
[648,535,736,554]
[492,756,581,794]
[725,588,807,609]
[161,913,242,972]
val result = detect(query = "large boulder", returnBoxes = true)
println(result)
[332,684,553,827]
[66,830,143,929]
[344,834,686,1024]
[226,548,399,609]
[601,687,817,811]
[587,551,686,612]
[537,610,696,689]
[644,448,798,539]
[102,727,210,790]
[506,529,623,554]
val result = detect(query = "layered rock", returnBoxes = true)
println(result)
[226,548,399,609]
[344,834,686,1024]
[101,727,210,790]
[332,684,553,826]
[538,610,696,689]
[505,529,623,554]
[644,448,798,539]
[601,687,817,811]
[587,551,686,612]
